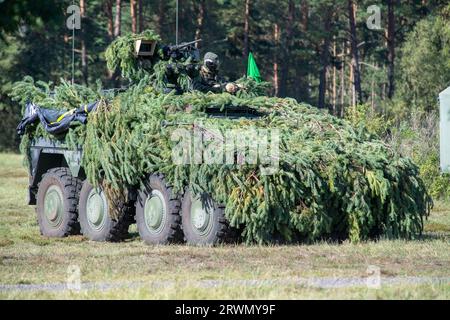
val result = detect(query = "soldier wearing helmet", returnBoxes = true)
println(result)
[192,52,239,94]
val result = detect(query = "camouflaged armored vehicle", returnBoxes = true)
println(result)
[15,31,430,246]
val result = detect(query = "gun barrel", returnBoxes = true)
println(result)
[184,39,202,46]
[171,39,202,50]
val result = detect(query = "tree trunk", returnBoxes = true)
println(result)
[350,60,355,108]
[130,0,137,34]
[80,0,88,85]
[332,39,337,114]
[347,0,362,105]
[194,0,206,48]
[104,0,114,40]
[273,23,280,97]
[109,0,122,85]
[371,76,375,111]
[243,0,250,58]
[318,10,333,109]
[114,0,122,38]
[300,0,308,32]
[157,0,165,35]
[178,0,184,42]
[386,0,395,99]
[348,42,355,108]
[104,0,114,81]
[340,41,345,116]
[280,0,295,97]
[138,0,144,32]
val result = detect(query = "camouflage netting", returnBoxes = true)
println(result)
[10,31,432,244]
[105,30,162,82]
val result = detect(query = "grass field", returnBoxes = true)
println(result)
[0,153,449,299]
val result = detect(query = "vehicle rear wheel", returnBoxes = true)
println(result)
[78,180,132,242]
[36,167,82,237]
[181,190,233,246]
[135,174,182,244]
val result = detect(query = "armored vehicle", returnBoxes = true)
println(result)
[16,32,431,246]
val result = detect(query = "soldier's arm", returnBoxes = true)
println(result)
[192,78,213,93]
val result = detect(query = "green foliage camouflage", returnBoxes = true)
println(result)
[10,76,105,163]
[104,29,271,96]
[235,77,272,98]
[9,30,434,244]
[105,30,162,82]
[10,75,432,244]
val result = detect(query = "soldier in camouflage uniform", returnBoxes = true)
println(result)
[192,52,239,94]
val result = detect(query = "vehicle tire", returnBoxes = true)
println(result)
[78,180,132,242]
[36,167,82,237]
[181,190,233,246]
[135,174,182,245]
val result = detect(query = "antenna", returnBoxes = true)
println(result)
[175,0,179,45]
[71,0,75,84]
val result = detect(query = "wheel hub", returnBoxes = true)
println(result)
[190,197,212,234]
[86,189,107,230]
[144,190,166,233]
[44,185,63,227]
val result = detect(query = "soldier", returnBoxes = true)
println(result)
[192,52,239,94]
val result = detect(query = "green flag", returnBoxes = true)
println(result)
[247,52,261,83]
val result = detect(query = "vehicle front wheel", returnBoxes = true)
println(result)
[36,167,82,237]
[78,181,131,242]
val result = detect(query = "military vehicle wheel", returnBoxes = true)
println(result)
[181,190,232,246]
[36,168,82,237]
[135,174,182,245]
[78,181,131,242]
